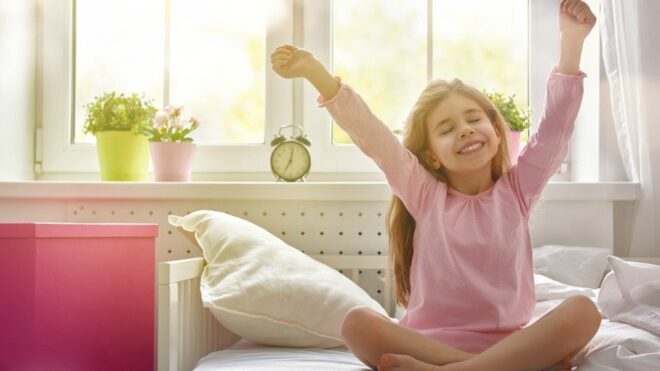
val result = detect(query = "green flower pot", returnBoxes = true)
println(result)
[96,131,150,181]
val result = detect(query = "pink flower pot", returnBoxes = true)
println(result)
[150,142,196,181]
[507,131,521,166]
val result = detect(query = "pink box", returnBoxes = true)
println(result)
[0,223,158,371]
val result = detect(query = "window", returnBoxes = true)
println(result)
[39,0,599,180]
[332,0,528,145]
[41,0,292,176]
[332,0,427,144]
[74,0,268,145]
[74,0,164,144]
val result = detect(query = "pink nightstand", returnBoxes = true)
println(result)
[0,223,158,371]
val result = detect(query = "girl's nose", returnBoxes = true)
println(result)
[459,128,475,138]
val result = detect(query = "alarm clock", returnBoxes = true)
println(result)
[270,124,311,182]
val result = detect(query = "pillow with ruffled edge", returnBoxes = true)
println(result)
[168,210,388,348]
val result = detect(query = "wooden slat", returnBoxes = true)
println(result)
[158,257,205,284]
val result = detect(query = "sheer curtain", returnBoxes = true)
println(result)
[600,0,656,257]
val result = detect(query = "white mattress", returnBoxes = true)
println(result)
[194,340,369,371]
[195,280,660,371]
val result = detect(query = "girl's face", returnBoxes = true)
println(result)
[423,93,500,176]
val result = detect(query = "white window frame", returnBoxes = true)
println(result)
[39,0,294,176]
[38,0,600,181]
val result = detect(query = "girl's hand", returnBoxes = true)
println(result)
[270,44,316,79]
[271,44,340,100]
[559,0,596,42]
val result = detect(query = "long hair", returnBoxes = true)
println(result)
[387,78,512,308]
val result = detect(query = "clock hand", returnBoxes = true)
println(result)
[284,148,294,171]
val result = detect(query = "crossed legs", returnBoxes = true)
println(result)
[341,295,601,371]
[340,306,476,369]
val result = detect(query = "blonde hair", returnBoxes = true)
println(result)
[387,78,512,307]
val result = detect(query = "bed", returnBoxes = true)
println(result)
[158,253,660,371]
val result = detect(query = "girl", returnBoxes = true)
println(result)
[271,0,599,370]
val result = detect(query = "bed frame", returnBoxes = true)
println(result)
[157,254,391,371]
[158,253,660,371]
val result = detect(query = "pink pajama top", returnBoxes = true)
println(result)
[318,69,585,353]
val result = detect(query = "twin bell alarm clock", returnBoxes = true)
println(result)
[270,124,311,182]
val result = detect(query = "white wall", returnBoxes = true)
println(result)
[0,0,35,180]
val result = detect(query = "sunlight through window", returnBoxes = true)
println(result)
[74,0,267,144]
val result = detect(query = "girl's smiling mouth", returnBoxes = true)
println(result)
[457,140,485,155]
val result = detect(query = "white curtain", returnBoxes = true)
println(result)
[600,0,656,256]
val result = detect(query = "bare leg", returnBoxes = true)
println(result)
[340,306,476,369]
[379,295,601,371]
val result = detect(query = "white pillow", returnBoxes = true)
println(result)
[168,210,388,348]
[598,256,660,336]
[533,245,610,288]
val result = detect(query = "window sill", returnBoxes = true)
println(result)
[0,181,640,202]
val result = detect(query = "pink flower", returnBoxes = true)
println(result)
[189,117,199,129]
[172,118,185,129]
[165,105,183,118]
[150,104,198,142]
[154,111,169,129]
[164,105,176,115]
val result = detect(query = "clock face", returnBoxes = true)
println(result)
[270,141,311,181]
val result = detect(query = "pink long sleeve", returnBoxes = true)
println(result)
[318,83,442,220]
[510,68,586,216]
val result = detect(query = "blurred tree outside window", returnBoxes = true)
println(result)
[74,0,266,145]
[333,0,529,145]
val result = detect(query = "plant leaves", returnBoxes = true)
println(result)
[483,90,531,132]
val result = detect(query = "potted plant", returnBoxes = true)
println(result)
[83,92,158,181]
[146,105,199,181]
[484,91,531,165]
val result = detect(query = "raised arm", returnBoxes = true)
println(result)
[270,44,440,219]
[270,44,340,101]
[511,1,595,215]
[557,0,596,74]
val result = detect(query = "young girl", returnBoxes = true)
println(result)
[271,0,599,370]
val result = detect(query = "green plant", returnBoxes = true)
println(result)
[147,105,199,142]
[483,91,531,132]
[83,92,158,136]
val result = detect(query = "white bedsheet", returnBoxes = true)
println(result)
[578,319,660,371]
[195,275,660,370]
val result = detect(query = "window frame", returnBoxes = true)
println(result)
[40,0,294,176]
[38,0,600,181]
